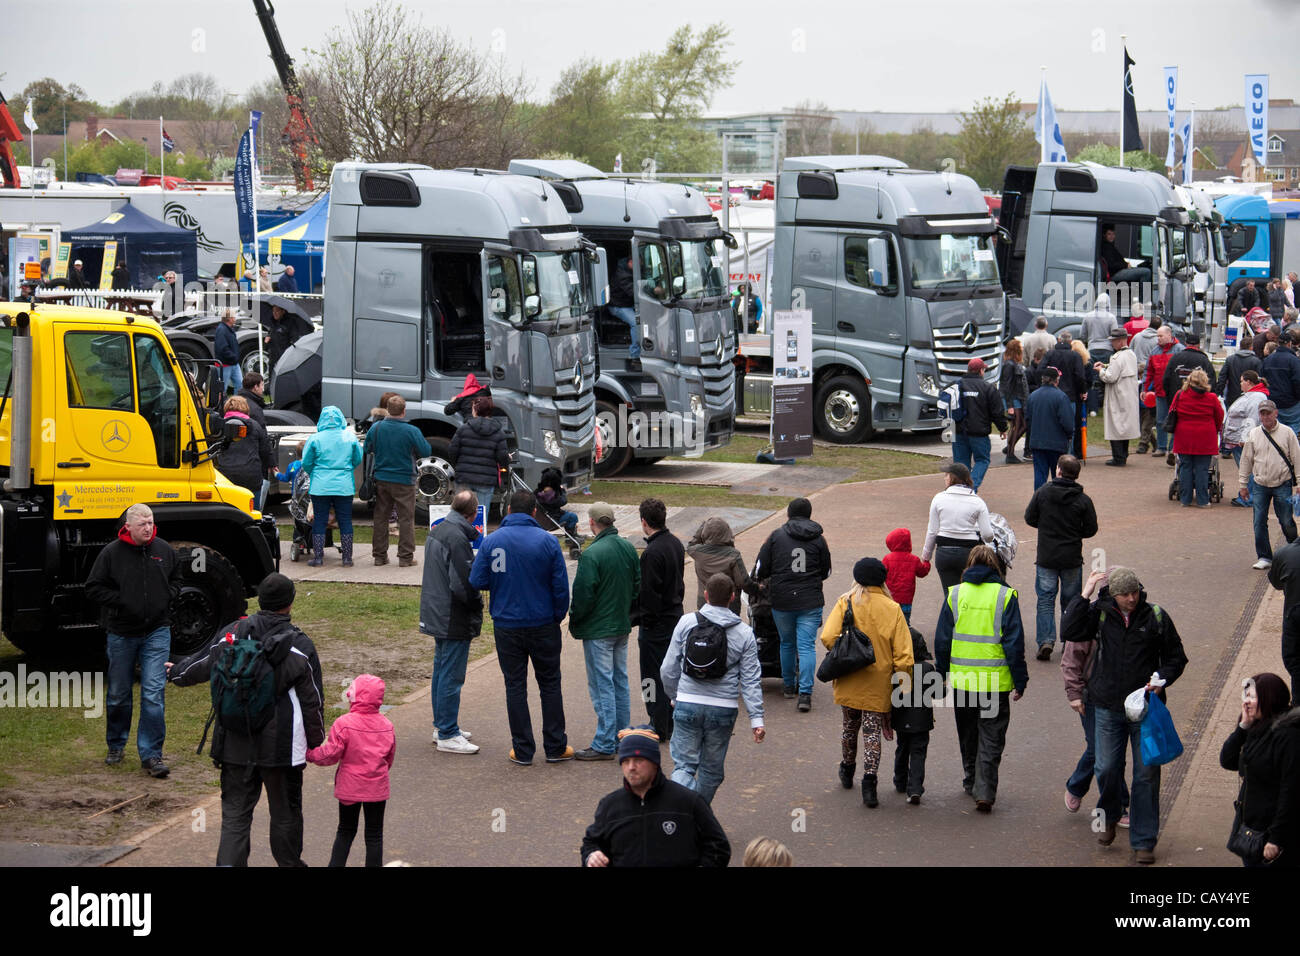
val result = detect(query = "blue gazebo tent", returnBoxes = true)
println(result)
[246,192,328,293]
[64,204,198,287]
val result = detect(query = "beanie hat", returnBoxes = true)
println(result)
[258,572,296,611]
[616,726,661,765]
[853,557,887,588]
[1107,567,1142,595]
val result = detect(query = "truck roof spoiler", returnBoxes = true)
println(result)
[783,155,908,172]
[507,159,607,181]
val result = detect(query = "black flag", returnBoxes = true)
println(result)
[1123,46,1144,153]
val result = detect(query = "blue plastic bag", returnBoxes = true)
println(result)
[1139,692,1184,766]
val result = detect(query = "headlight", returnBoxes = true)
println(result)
[542,429,561,458]
[916,372,941,397]
[689,394,704,417]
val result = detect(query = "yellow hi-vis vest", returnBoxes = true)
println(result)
[946,581,1014,693]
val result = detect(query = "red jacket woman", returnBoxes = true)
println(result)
[1170,371,1225,456]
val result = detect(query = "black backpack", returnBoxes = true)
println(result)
[197,618,280,755]
[683,612,733,680]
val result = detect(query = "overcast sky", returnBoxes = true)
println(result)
[6,0,1298,116]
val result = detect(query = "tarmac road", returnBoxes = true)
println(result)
[116,450,1260,867]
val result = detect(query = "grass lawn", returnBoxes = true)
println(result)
[0,582,494,846]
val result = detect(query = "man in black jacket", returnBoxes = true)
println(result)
[636,499,684,741]
[237,371,268,430]
[1161,332,1215,407]
[1045,332,1089,458]
[581,727,730,867]
[754,497,832,712]
[1024,455,1097,661]
[952,357,1009,492]
[1060,567,1188,864]
[1216,334,1262,408]
[84,504,183,778]
[1261,328,1300,434]
[168,573,325,867]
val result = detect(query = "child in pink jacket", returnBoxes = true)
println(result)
[307,673,396,867]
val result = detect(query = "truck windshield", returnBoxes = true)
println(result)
[675,238,727,299]
[525,251,590,321]
[902,234,999,288]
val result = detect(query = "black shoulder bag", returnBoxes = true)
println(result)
[816,594,877,683]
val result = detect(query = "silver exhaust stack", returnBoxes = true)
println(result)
[4,311,32,492]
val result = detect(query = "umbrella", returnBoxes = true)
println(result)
[261,294,313,323]
[259,294,315,339]
[272,329,323,421]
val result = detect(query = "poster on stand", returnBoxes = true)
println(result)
[771,309,814,458]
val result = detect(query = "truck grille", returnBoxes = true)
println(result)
[700,348,735,410]
[932,322,1003,381]
[555,359,597,448]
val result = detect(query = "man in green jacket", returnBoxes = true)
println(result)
[569,502,641,760]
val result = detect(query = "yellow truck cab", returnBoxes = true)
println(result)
[0,302,279,658]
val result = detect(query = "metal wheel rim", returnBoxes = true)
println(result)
[415,456,456,507]
[824,388,861,434]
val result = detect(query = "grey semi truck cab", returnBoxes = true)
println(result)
[507,160,737,476]
[759,155,1004,443]
[323,163,596,512]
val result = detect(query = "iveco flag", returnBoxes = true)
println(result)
[1246,74,1269,168]
[1034,77,1068,163]
[234,129,255,245]
[1163,67,1178,169]
[1179,115,1194,185]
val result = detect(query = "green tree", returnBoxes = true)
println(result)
[1074,143,1164,171]
[955,93,1037,189]
[533,58,624,170]
[19,77,102,132]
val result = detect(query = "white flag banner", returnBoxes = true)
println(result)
[22,98,37,132]
[1163,66,1178,168]
[1179,115,1194,184]
[1034,77,1068,162]
[1246,74,1269,168]
[613,153,622,174]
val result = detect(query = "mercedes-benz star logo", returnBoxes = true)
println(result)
[961,321,979,349]
[101,419,131,452]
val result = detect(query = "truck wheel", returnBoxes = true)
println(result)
[814,375,873,443]
[241,345,271,381]
[168,543,248,658]
[594,399,632,477]
[414,437,456,526]
[170,339,209,384]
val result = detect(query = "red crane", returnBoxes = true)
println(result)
[0,91,25,188]
[252,0,318,191]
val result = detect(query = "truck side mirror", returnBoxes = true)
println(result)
[722,232,739,250]
[867,237,889,287]
[672,275,685,296]
[592,249,609,307]
[524,294,541,318]
[204,366,224,410]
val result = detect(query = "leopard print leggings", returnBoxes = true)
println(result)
[841,707,884,775]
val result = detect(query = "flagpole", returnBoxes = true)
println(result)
[1187,101,1195,184]
[159,116,164,180]
[1119,35,1127,165]
[1041,67,1048,164]
[251,117,263,377]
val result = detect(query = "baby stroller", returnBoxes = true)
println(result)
[516,467,585,560]
[1167,455,1223,503]
[745,570,784,679]
[280,461,336,561]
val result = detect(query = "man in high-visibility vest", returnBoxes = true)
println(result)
[934,544,1029,812]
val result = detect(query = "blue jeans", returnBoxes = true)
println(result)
[1094,705,1160,850]
[1032,449,1061,490]
[772,607,822,695]
[1067,699,1131,808]
[1155,396,1171,453]
[431,637,472,740]
[1178,454,1211,506]
[105,626,170,762]
[1231,446,1256,501]
[1279,403,1300,436]
[669,700,738,803]
[582,635,630,754]
[311,494,353,536]
[221,364,242,392]
[900,604,912,623]
[1034,564,1082,648]
[953,433,992,491]
[608,305,640,359]
[1252,482,1298,560]
[459,485,494,521]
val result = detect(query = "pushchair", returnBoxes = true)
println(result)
[745,571,784,679]
[1167,454,1224,503]
[280,461,336,561]
[511,467,585,560]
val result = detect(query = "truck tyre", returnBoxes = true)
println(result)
[814,375,874,444]
[594,398,632,478]
[241,344,271,381]
[263,408,315,428]
[169,338,210,384]
[414,436,457,526]
[168,542,248,658]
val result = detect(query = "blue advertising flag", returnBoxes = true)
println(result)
[1034,77,1068,163]
[250,110,262,138]
[1179,115,1194,184]
[1162,67,1178,168]
[234,130,255,245]
[1246,74,1269,168]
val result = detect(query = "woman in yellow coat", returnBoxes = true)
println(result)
[820,558,914,808]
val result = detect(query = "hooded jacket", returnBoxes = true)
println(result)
[301,405,362,497]
[819,585,914,713]
[1169,383,1224,457]
[1024,477,1098,570]
[420,510,483,641]
[569,526,641,639]
[1217,349,1263,407]
[84,526,182,638]
[307,674,396,804]
[448,415,509,489]
[661,603,763,725]
[215,410,274,495]
[1059,586,1187,711]
[1220,706,1300,861]
[1225,383,1270,445]
[881,528,930,606]
[469,513,569,628]
[933,564,1029,695]
[169,611,326,768]
[1024,383,1077,454]
[637,528,685,632]
[236,387,268,429]
[580,769,731,867]
[754,518,832,612]
[686,518,749,613]
[893,629,937,733]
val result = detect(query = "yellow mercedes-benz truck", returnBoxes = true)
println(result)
[0,301,280,659]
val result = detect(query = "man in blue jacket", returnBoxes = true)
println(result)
[470,489,573,765]
[213,310,242,394]
[1024,367,1077,490]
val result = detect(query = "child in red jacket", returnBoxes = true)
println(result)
[307,673,396,867]
[882,528,931,623]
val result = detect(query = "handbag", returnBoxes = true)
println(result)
[1227,781,1268,865]
[358,448,377,501]
[1162,395,1180,435]
[816,595,876,683]
[1138,691,1184,766]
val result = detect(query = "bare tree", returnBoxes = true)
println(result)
[786,100,835,156]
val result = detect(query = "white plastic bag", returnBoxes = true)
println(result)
[1124,686,1149,723]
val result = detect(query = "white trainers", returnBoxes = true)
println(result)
[431,729,472,743]
[436,735,480,754]
[1253,558,1273,570]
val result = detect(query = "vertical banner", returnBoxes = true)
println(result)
[1163,66,1178,168]
[51,242,71,280]
[98,241,118,290]
[234,130,256,246]
[1246,74,1269,169]
[1034,76,1068,163]
[771,309,814,458]
[1181,112,1194,185]
[1123,46,1144,153]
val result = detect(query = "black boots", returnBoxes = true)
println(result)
[861,773,879,808]
[308,533,325,567]
[341,533,354,568]
[838,761,855,790]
